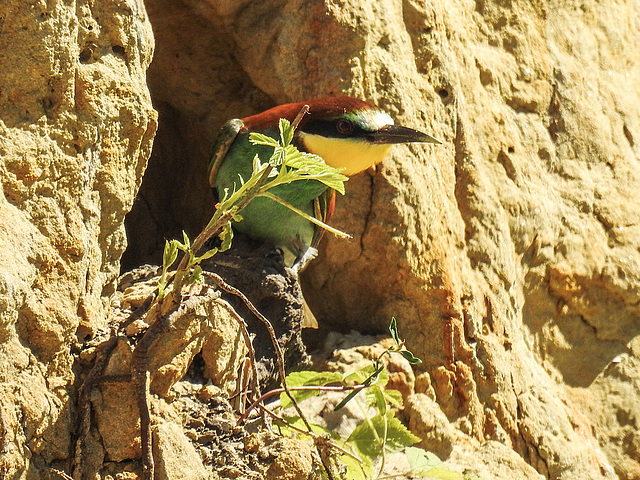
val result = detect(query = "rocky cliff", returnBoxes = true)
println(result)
[1,0,639,478]
[0,0,156,476]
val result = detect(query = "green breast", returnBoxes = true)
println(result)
[215,129,328,265]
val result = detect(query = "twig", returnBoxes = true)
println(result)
[376,407,389,479]
[256,403,364,480]
[314,434,366,480]
[97,374,132,383]
[50,468,74,480]
[203,271,314,433]
[334,363,384,411]
[172,166,274,295]
[291,104,310,130]
[237,384,366,425]
[120,291,156,331]
[376,473,427,480]
[214,298,261,408]
[257,402,362,462]
[74,288,158,479]
[231,359,249,412]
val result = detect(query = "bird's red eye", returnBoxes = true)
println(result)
[336,119,353,134]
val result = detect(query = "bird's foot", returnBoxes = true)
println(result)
[291,247,318,274]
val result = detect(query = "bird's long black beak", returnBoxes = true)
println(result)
[369,125,442,145]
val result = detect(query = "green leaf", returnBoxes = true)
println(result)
[249,132,278,147]
[282,149,348,194]
[400,349,423,365]
[157,282,166,299]
[321,179,347,195]
[181,231,191,250]
[251,154,263,175]
[347,416,384,458]
[196,247,218,262]
[406,447,442,471]
[280,371,343,408]
[281,144,307,166]
[159,239,180,299]
[335,364,388,411]
[344,364,389,387]
[276,415,331,438]
[268,147,287,166]
[188,265,202,284]
[162,239,179,269]
[333,388,361,412]
[387,318,422,364]
[282,147,320,169]
[219,223,234,252]
[405,447,462,479]
[389,317,400,345]
[279,117,294,146]
[426,468,464,480]
[286,370,344,387]
[371,388,403,410]
[340,453,371,480]
[370,385,387,414]
[382,413,421,451]
[463,474,483,480]
[348,412,420,459]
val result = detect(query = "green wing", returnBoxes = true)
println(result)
[208,118,245,188]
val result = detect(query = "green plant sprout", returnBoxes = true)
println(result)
[268,319,465,480]
[334,318,421,411]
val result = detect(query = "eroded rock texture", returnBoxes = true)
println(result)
[2,0,640,478]
[0,0,156,476]
[126,0,640,479]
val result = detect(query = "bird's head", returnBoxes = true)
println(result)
[242,96,441,176]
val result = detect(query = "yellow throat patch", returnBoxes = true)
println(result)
[299,133,393,176]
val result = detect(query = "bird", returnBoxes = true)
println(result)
[208,96,441,271]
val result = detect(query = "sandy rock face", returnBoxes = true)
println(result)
[3,0,640,478]
[0,0,156,475]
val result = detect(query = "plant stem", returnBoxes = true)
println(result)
[291,104,310,130]
[376,412,389,479]
[172,166,273,295]
[237,384,367,425]
[212,297,261,404]
[259,191,350,238]
[204,272,314,433]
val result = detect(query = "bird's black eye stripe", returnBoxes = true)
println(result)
[301,119,366,138]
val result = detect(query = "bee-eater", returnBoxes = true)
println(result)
[208,96,440,270]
